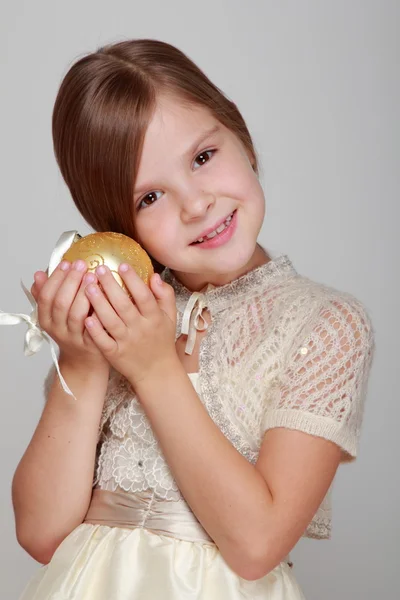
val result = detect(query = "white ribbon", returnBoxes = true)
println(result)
[0,230,83,400]
[181,292,209,355]
[47,231,82,277]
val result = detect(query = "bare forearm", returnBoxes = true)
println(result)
[134,360,274,575]
[12,358,109,559]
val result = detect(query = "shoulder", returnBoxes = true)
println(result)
[270,275,376,410]
[272,271,375,346]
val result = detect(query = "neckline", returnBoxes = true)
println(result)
[162,254,296,315]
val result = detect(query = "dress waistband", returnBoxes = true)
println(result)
[84,488,214,544]
[84,488,293,567]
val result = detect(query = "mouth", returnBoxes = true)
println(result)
[189,209,238,249]
[190,210,237,246]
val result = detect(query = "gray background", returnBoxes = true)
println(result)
[1,1,398,598]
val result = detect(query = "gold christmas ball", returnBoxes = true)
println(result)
[61,232,154,294]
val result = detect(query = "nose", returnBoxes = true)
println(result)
[180,189,216,222]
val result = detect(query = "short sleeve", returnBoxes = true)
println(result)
[262,295,375,461]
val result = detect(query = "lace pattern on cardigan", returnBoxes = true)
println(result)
[43,257,374,540]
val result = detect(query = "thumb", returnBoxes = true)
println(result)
[150,273,176,324]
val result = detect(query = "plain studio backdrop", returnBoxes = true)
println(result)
[0,1,398,598]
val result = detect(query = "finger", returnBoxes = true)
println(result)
[117,263,158,318]
[82,311,105,345]
[85,283,127,339]
[85,314,116,355]
[37,261,72,330]
[67,272,98,334]
[52,260,88,329]
[149,274,177,325]
[94,265,140,326]
[31,271,48,302]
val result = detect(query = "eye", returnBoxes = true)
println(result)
[193,149,216,169]
[137,149,217,210]
[137,190,163,210]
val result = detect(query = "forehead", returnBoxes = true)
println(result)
[147,96,219,143]
[135,96,224,182]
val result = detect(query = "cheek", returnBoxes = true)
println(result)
[218,151,259,194]
[136,214,177,253]
[252,177,266,205]
[236,167,265,209]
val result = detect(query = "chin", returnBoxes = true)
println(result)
[210,243,258,274]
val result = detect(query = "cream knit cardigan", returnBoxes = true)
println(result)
[46,255,375,539]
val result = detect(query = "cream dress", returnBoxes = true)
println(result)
[19,373,306,600]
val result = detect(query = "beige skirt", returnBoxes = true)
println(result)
[19,489,306,600]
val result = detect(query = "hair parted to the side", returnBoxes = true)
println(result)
[52,39,261,274]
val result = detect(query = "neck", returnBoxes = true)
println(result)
[170,243,271,292]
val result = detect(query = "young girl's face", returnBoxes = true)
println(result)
[133,94,266,290]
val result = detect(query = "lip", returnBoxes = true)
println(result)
[190,209,237,249]
[190,210,236,245]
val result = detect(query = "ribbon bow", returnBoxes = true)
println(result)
[0,231,82,400]
[0,281,75,398]
[181,292,209,355]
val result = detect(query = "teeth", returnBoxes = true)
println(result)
[195,213,234,244]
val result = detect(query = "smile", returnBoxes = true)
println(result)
[190,210,238,249]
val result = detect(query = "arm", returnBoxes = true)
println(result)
[12,260,112,563]
[134,361,341,581]
[12,356,109,564]
[133,297,374,580]
[81,264,374,581]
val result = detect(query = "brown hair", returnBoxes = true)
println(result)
[52,39,261,273]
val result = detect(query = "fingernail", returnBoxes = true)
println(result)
[60,261,70,271]
[96,265,107,275]
[84,273,96,284]
[119,263,129,272]
[155,273,162,285]
[73,260,86,271]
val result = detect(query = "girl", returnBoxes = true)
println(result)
[13,39,375,599]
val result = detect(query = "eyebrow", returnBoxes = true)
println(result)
[185,124,221,160]
[133,124,221,196]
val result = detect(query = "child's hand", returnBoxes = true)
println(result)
[83,264,178,387]
[31,260,109,371]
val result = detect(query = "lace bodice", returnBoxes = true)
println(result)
[93,373,200,502]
